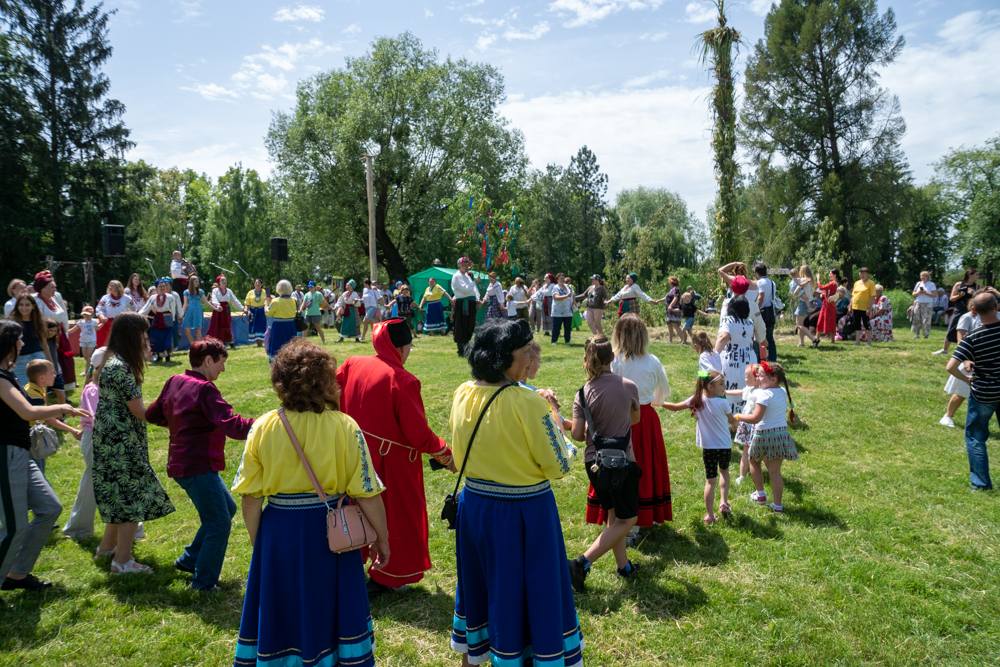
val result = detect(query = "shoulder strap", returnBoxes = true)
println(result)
[277,409,330,504]
[577,386,599,438]
[451,383,513,497]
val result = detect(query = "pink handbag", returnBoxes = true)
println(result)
[277,409,377,554]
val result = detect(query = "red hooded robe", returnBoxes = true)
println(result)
[336,320,450,588]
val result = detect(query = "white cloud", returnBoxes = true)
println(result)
[747,0,774,17]
[273,4,325,23]
[685,1,716,24]
[882,10,1000,178]
[623,68,673,88]
[342,23,361,35]
[180,82,239,101]
[424,8,434,18]
[502,85,716,218]
[639,30,670,42]
[131,140,271,181]
[174,0,202,21]
[549,0,663,28]
[476,33,498,51]
[504,22,550,41]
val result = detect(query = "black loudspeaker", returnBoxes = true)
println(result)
[270,237,289,262]
[102,225,126,256]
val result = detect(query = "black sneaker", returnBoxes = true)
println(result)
[617,561,640,580]
[174,559,195,574]
[568,558,588,593]
[366,579,393,597]
[1,574,52,591]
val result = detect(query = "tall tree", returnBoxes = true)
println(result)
[566,146,610,279]
[268,33,526,280]
[699,0,742,264]
[896,183,951,283]
[2,0,132,274]
[613,188,702,285]
[741,0,907,276]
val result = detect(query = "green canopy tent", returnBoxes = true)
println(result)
[408,266,490,327]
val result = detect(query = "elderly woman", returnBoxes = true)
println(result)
[870,284,894,342]
[231,339,388,667]
[3,278,27,316]
[606,271,657,316]
[32,270,75,392]
[449,319,582,667]
[92,313,175,574]
[264,279,298,361]
[419,277,448,335]
[0,320,89,591]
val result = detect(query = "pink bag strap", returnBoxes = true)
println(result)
[277,408,340,508]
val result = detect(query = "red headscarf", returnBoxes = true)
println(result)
[33,270,53,293]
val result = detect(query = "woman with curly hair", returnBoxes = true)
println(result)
[448,319,582,667]
[232,338,388,667]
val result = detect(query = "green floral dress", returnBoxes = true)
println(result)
[92,356,175,524]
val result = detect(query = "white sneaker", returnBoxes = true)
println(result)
[932,349,946,356]
[111,558,152,575]
[939,415,955,428]
[735,475,744,486]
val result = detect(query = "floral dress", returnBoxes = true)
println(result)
[92,356,174,524]
[870,295,894,342]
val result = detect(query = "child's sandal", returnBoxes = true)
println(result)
[703,514,717,525]
[719,503,732,518]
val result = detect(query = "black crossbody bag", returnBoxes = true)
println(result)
[578,387,632,486]
[441,383,514,530]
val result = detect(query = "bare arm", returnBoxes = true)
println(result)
[126,396,147,422]
[356,495,390,569]
[946,357,973,383]
[661,401,689,412]
[241,495,263,545]
[714,332,730,353]
[734,404,766,425]
[0,383,87,422]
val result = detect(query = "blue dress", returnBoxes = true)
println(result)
[182,289,205,333]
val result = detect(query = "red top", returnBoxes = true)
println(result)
[146,370,253,478]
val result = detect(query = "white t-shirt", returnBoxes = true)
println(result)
[78,319,98,345]
[170,259,185,279]
[506,285,528,316]
[687,395,731,449]
[757,277,775,308]
[739,385,757,415]
[751,387,788,429]
[3,297,15,317]
[611,353,670,406]
[550,284,574,317]
[913,280,937,305]
[362,287,380,309]
[451,272,480,300]
[956,312,981,335]
[698,351,722,373]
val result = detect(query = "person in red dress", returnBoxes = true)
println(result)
[815,269,841,345]
[335,318,455,595]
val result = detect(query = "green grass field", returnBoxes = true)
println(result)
[2,323,999,666]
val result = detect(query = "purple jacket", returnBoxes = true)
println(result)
[146,370,253,478]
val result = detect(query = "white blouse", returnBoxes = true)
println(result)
[484,281,505,303]
[139,292,181,320]
[451,272,480,300]
[335,291,360,309]
[608,283,655,303]
[35,293,69,328]
[97,294,133,320]
[611,353,670,406]
[211,287,243,311]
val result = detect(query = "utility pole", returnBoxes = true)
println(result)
[364,154,377,283]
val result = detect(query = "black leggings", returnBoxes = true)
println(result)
[551,316,572,343]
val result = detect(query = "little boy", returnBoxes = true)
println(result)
[25,359,82,472]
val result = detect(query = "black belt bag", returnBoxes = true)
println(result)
[579,388,632,486]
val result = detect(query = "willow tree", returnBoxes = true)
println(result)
[699,0,741,264]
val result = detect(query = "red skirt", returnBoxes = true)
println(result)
[207,302,232,343]
[586,404,672,527]
[816,301,837,335]
[96,318,114,348]
[56,328,76,386]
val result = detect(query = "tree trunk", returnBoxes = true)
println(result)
[373,181,408,280]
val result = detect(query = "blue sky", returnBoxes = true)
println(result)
[104,0,1000,220]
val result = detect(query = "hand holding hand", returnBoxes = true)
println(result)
[371,537,391,570]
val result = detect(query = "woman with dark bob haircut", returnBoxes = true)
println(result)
[231,338,388,667]
[449,319,583,667]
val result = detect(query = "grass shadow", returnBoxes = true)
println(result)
[575,569,709,622]
[781,503,848,530]
[370,583,456,632]
[723,512,784,540]
[0,585,80,651]
[634,524,729,567]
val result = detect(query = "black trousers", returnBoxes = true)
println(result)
[551,316,572,343]
[453,297,478,354]
[761,306,777,361]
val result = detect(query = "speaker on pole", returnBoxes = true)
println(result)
[102,225,126,256]
[270,237,289,262]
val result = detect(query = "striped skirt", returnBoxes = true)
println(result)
[234,493,374,667]
[247,306,267,342]
[452,479,583,667]
[423,300,446,333]
[747,426,798,462]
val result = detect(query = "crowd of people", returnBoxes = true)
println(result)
[1,251,998,667]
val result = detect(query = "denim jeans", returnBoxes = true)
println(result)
[174,472,237,589]
[761,306,777,362]
[551,316,572,344]
[964,396,997,490]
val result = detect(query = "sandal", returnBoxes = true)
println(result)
[750,491,767,505]
[767,503,784,513]
[703,514,717,525]
[94,547,115,560]
[110,558,152,575]
[719,502,733,518]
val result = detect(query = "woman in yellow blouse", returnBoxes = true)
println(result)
[448,319,583,667]
[231,338,388,667]
[244,278,269,347]
[419,277,449,335]
[263,280,298,362]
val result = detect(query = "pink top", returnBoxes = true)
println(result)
[79,382,99,431]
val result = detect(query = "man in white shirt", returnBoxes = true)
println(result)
[911,271,939,339]
[754,263,778,362]
[170,250,190,295]
[450,257,481,355]
[361,279,382,342]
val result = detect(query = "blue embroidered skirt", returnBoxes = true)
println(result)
[234,493,375,667]
[451,479,583,667]
[265,318,297,360]
[149,314,174,353]
[423,301,446,333]
[248,306,267,342]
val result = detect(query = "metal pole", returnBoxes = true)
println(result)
[364,154,377,283]
[86,258,96,306]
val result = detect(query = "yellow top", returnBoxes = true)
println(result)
[449,382,572,486]
[265,295,298,319]
[245,289,268,308]
[25,382,46,425]
[231,409,385,499]
[422,284,447,304]
[851,279,876,311]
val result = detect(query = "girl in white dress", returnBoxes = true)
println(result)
[715,296,755,414]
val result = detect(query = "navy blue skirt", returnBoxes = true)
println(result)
[235,493,375,667]
[265,319,297,360]
[451,479,583,666]
[149,325,173,353]
[248,306,267,341]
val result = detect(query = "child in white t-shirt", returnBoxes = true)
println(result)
[692,331,722,373]
[663,369,736,525]
[728,363,760,486]
[70,305,98,363]
[734,362,798,513]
